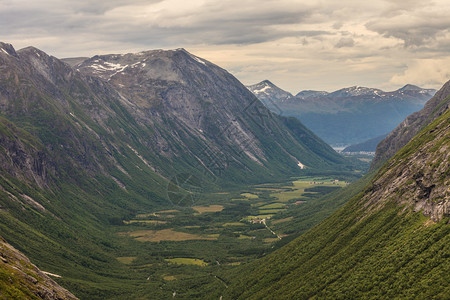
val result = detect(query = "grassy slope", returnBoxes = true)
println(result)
[225,110,450,299]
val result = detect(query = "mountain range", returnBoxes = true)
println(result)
[247,80,436,146]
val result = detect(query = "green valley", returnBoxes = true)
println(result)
[0,40,448,300]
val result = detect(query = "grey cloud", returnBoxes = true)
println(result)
[366,16,450,47]
[333,22,344,30]
[0,0,319,49]
[335,37,355,48]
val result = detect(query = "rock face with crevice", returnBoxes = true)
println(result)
[363,108,449,222]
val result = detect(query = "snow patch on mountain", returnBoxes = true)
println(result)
[189,54,207,65]
[253,85,271,95]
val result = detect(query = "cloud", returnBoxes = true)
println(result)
[335,37,355,48]
[365,0,450,47]
[0,0,449,92]
[390,58,450,87]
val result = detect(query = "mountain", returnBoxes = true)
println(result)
[72,49,354,181]
[342,134,387,153]
[0,42,359,297]
[248,81,436,146]
[225,83,450,299]
[372,80,450,168]
[0,236,77,299]
[295,89,328,99]
[246,80,294,103]
[245,80,292,114]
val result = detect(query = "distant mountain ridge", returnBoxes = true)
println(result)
[247,80,436,146]
[342,134,387,153]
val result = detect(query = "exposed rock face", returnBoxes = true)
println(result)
[73,48,350,179]
[372,80,450,168]
[364,109,449,222]
[0,237,78,299]
[0,117,50,188]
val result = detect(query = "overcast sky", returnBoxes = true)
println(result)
[1,0,450,93]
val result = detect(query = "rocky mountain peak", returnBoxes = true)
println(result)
[246,80,294,104]
[295,90,329,99]
[399,84,422,91]
[0,42,18,57]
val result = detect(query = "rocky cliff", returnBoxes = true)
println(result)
[364,109,449,222]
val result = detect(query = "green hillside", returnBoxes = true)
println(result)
[225,109,450,299]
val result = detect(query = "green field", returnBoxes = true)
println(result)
[258,203,286,209]
[240,192,259,199]
[116,257,136,265]
[165,258,208,267]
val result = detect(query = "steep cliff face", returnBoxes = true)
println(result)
[0,237,77,299]
[372,80,450,167]
[0,42,137,186]
[0,117,50,189]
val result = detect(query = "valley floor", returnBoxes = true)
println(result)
[67,176,350,299]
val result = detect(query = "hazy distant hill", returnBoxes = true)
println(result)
[248,81,436,146]
[343,134,387,153]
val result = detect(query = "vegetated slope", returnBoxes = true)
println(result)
[372,79,450,168]
[0,42,358,297]
[0,236,77,299]
[248,81,435,146]
[0,42,171,297]
[225,101,449,299]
